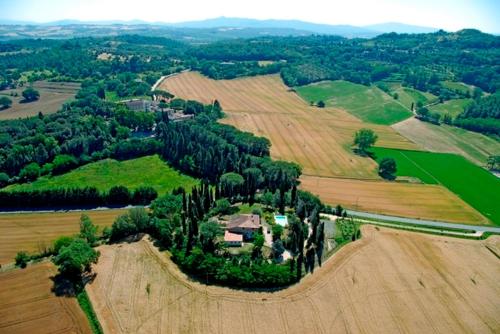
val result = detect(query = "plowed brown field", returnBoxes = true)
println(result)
[86,228,500,333]
[159,72,487,224]
[0,209,125,265]
[0,262,91,334]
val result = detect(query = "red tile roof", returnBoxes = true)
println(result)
[226,214,260,230]
[224,230,243,242]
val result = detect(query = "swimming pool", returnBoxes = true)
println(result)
[274,215,288,227]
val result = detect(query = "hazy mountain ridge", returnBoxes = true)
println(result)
[0,17,442,39]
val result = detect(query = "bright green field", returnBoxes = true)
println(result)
[295,80,412,125]
[429,98,472,118]
[385,82,437,110]
[441,81,472,95]
[371,147,500,225]
[7,155,198,194]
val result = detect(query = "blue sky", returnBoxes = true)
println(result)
[1,0,499,33]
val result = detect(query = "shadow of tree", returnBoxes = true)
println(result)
[51,273,77,297]
[51,271,97,297]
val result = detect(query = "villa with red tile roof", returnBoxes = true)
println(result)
[225,214,261,240]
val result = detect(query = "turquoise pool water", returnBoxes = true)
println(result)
[274,215,288,227]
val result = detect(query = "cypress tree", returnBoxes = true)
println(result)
[291,184,297,208]
[203,183,211,213]
[316,221,325,267]
[215,183,220,200]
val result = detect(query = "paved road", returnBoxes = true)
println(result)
[346,210,500,233]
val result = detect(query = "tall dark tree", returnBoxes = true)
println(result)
[243,167,263,205]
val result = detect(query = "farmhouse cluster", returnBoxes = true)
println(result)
[122,98,194,122]
[222,214,261,247]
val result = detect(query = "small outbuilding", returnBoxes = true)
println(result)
[224,230,243,247]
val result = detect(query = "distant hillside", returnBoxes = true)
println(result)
[0,24,312,42]
[0,17,449,39]
[172,17,380,38]
[365,22,439,34]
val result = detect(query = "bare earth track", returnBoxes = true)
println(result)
[0,262,92,334]
[160,72,487,224]
[87,227,500,334]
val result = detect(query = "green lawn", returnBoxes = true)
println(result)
[429,98,472,118]
[371,147,500,225]
[295,80,412,125]
[237,203,264,214]
[7,155,198,194]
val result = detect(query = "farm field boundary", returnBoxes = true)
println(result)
[0,209,125,265]
[0,262,92,334]
[300,174,488,225]
[86,228,500,333]
[392,117,500,166]
[160,72,417,179]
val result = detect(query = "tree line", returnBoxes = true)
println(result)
[0,185,157,209]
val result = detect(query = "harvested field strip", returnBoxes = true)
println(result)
[87,229,500,333]
[392,117,500,166]
[300,175,488,225]
[160,72,417,179]
[0,262,92,334]
[0,209,125,265]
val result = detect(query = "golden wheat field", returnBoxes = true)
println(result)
[86,228,500,334]
[160,72,417,179]
[0,209,125,265]
[0,262,92,334]
[159,72,487,223]
[300,175,488,224]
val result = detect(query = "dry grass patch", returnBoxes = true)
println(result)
[393,117,500,166]
[300,175,488,225]
[0,262,92,334]
[0,209,125,265]
[160,72,417,179]
[86,228,500,333]
[0,81,79,120]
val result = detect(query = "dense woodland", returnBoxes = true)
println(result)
[1,29,499,92]
[454,93,500,135]
[0,64,298,211]
[1,29,499,137]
